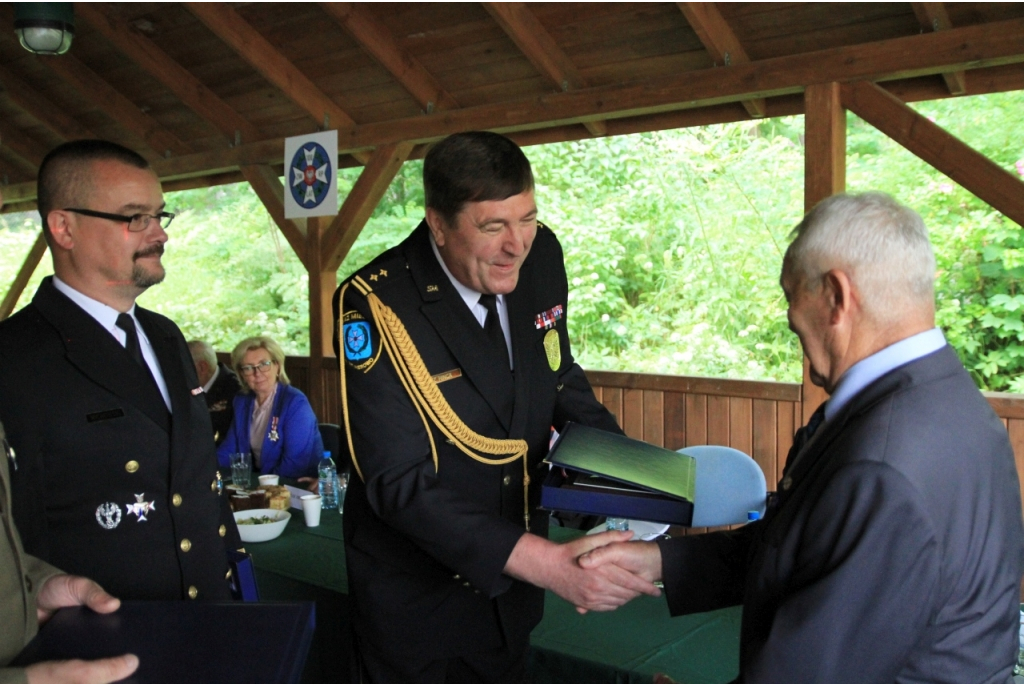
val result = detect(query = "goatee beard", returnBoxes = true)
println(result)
[132,245,166,289]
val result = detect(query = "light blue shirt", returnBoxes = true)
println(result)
[52,276,172,411]
[824,327,947,422]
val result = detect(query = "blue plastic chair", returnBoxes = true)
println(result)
[677,445,767,527]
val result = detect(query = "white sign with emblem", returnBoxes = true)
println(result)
[283,130,339,219]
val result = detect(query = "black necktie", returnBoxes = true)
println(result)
[116,313,146,367]
[479,294,510,369]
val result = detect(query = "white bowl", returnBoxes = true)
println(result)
[233,508,291,543]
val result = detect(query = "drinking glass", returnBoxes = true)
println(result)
[230,452,251,490]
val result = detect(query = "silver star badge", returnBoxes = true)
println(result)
[126,493,155,522]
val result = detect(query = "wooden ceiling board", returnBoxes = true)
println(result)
[580,51,717,88]
[946,3,1024,26]
[426,74,551,110]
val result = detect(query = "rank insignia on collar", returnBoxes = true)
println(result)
[95,502,122,530]
[127,494,155,522]
[534,304,564,330]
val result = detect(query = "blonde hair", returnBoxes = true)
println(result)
[230,335,290,387]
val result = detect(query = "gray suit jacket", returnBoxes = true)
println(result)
[659,345,1024,682]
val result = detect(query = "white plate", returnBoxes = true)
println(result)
[233,508,290,543]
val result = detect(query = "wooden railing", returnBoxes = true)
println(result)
[274,355,1024,508]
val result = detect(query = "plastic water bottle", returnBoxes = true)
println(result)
[606,517,629,532]
[318,451,338,510]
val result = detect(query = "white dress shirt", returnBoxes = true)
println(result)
[52,276,172,411]
[430,234,513,369]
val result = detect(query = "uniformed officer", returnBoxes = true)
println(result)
[335,132,659,682]
[0,140,240,601]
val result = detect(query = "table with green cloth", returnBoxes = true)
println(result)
[247,510,741,683]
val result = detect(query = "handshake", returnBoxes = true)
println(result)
[505,530,666,613]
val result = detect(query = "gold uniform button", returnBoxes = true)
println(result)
[125,460,139,473]
[502,475,512,486]
[180,538,192,553]
[219,524,227,537]
[172,494,182,507]
[188,586,198,599]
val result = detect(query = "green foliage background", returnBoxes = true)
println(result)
[1,90,1022,389]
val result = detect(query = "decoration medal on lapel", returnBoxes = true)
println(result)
[269,416,280,442]
[535,304,564,371]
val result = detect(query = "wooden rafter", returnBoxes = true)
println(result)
[324,141,415,271]
[184,2,369,163]
[76,3,262,146]
[0,64,95,141]
[0,128,47,169]
[238,164,309,270]
[911,3,967,95]
[0,231,47,321]
[484,2,607,137]
[335,15,1024,149]
[39,55,191,158]
[841,80,1024,227]
[5,18,1024,205]
[677,3,766,118]
[320,3,458,113]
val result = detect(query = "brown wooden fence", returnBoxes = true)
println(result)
[273,355,1024,511]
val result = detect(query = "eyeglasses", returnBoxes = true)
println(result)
[64,207,175,232]
[239,360,276,376]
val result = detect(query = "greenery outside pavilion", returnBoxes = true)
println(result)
[2,2,1024,510]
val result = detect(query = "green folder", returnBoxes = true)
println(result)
[546,422,695,502]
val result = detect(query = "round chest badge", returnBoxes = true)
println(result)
[289,142,332,208]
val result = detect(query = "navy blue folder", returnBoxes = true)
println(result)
[11,600,315,683]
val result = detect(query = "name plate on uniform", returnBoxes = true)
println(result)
[541,422,695,525]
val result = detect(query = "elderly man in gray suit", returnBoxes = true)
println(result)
[581,192,1024,683]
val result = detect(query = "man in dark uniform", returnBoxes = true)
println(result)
[579,193,1024,682]
[0,140,240,602]
[188,340,241,445]
[334,132,659,682]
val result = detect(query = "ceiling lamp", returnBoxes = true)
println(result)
[14,3,75,55]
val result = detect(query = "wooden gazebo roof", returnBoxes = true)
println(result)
[3,2,1024,210]
[2,2,1024,420]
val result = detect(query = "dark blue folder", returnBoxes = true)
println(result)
[11,600,315,683]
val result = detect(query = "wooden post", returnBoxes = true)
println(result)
[0,231,47,320]
[306,216,337,422]
[801,82,845,423]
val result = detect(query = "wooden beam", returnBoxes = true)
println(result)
[0,128,47,169]
[323,141,415,271]
[39,55,191,158]
[305,216,335,419]
[801,82,846,422]
[0,64,95,141]
[484,2,607,137]
[677,3,766,118]
[841,80,1024,227]
[238,164,309,269]
[185,2,369,163]
[0,231,47,320]
[76,3,262,146]
[338,15,1024,150]
[911,3,967,95]
[320,3,458,113]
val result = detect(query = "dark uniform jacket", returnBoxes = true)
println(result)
[658,346,1024,683]
[205,362,240,445]
[333,221,619,669]
[0,278,240,602]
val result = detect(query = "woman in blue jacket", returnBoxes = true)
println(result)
[217,336,322,478]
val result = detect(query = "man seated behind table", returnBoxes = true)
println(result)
[580,192,1024,683]
[188,340,241,446]
[217,336,322,478]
